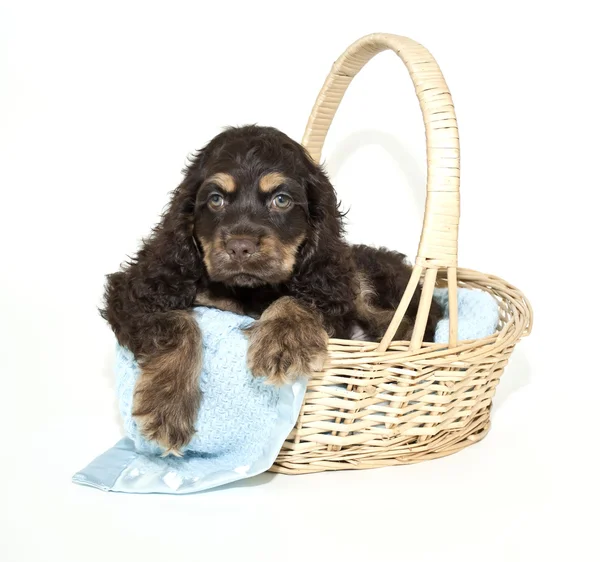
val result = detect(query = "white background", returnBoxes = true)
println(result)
[1,1,598,560]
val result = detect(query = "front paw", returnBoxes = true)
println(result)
[132,363,201,457]
[245,315,328,385]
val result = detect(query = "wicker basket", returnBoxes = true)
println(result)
[270,33,533,474]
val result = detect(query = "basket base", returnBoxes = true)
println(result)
[270,409,491,475]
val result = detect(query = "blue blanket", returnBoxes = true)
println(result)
[73,287,499,494]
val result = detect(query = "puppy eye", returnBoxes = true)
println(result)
[208,192,225,210]
[271,193,293,210]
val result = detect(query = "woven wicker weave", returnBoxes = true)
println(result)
[271,33,532,474]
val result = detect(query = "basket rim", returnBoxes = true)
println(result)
[317,267,532,371]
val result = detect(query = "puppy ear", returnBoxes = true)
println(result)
[290,151,356,333]
[101,150,208,354]
[137,148,208,293]
[299,151,346,259]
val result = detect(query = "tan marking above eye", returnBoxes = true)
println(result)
[259,172,288,193]
[206,172,236,193]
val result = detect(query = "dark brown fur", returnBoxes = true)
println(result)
[101,125,442,454]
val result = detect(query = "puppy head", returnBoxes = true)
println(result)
[188,126,342,287]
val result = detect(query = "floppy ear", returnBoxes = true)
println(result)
[101,150,208,355]
[299,152,346,259]
[289,153,357,335]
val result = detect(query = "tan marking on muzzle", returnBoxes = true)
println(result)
[199,237,216,275]
[260,233,306,275]
[280,234,306,273]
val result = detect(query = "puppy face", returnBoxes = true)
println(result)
[193,129,313,287]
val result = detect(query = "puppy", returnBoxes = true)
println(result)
[101,125,441,454]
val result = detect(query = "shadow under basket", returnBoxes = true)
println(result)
[270,33,533,474]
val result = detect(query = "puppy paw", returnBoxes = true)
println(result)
[133,409,196,457]
[132,358,201,456]
[245,299,328,385]
[133,381,199,456]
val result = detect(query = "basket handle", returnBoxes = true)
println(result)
[302,33,460,351]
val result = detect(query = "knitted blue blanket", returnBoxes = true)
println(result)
[73,287,498,494]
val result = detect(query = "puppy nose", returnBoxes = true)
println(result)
[226,238,258,260]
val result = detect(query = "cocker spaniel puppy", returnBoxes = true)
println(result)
[102,125,441,455]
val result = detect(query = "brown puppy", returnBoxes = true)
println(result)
[101,125,441,454]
